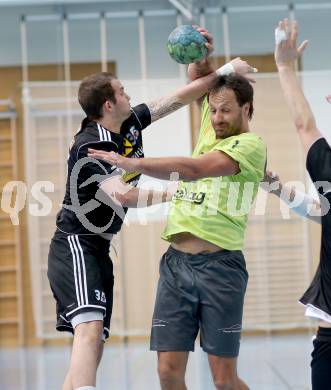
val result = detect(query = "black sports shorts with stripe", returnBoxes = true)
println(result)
[47,229,113,339]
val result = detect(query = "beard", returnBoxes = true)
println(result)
[213,114,243,139]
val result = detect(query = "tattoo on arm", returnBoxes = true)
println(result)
[147,96,184,122]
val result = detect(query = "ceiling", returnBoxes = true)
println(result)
[0,0,330,6]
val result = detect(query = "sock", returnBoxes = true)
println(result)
[74,387,96,390]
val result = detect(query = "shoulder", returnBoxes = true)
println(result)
[75,122,119,159]
[225,133,266,152]
[213,133,266,179]
[121,103,151,132]
[75,121,105,146]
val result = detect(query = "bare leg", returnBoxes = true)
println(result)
[62,337,104,390]
[208,354,249,390]
[62,370,72,390]
[157,351,189,390]
[64,320,104,389]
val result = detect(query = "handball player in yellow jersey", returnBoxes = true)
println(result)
[88,70,266,389]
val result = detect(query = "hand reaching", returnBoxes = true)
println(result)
[261,170,282,195]
[274,18,308,69]
[230,57,258,83]
[193,25,214,58]
[263,170,280,185]
[88,149,139,173]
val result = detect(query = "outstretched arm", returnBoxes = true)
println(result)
[100,176,176,208]
[88,149,239,181]
[274,18,322,154]
[262,170,321,223]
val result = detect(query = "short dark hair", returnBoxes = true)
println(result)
[209,74,254,120]
[78,72,117,120]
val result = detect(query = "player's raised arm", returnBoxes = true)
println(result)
[275,18,322,154]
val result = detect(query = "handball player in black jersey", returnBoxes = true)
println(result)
[275,19,331,390]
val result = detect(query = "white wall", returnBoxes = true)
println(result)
[302,71,331,143]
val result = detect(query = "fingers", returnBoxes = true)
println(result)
[283,18,290,39]
[326,95,331,104]
[264,170,279,182]
[194,25,214,57]
[244,76,256,84]
[194,25,214,46]
[200,30,213,43]
[87,149,119,163]
[204,42,214,55]
[297,39,309,55]
[291,20,298,45]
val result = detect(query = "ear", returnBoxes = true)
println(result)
[242,102,250,116]
[104,100,113,113]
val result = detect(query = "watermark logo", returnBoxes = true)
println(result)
[0,164,329,229]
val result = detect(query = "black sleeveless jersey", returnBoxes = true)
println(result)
[56,103,151,235]
[300,137,331,316]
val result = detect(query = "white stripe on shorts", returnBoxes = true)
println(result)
[67,235,82,306]
[74,235,89,305]
[69,235,85,306]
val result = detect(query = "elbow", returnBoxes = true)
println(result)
[181,166,201,181]
[295,117,317,134]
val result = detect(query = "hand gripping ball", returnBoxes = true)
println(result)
[167,25,208,64]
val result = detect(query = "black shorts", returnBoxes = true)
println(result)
[47,230,114,339]
[311,327,331,390]
[150,246,248,357]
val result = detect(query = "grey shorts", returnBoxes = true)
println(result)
[150,246,248,357]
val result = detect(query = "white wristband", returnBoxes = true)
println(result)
[215,63,235,76]
[281,190,315,218]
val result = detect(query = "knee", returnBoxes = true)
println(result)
[213,381,236,390]
[158,361,185,385]
[74,320,103,345]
